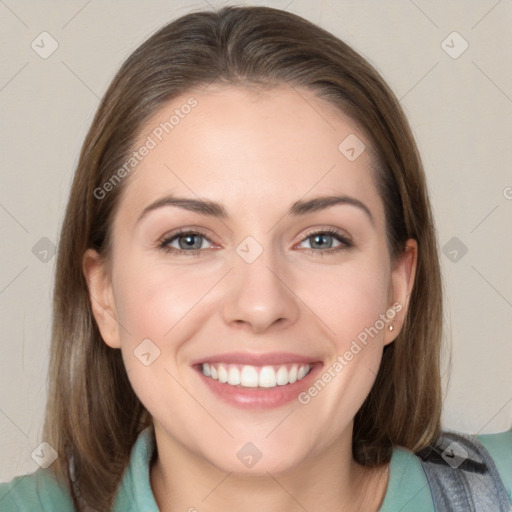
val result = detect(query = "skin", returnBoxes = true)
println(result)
[84,83,417,512]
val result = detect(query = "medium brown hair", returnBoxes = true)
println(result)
[43,5,445,510]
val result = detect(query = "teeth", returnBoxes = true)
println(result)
[200,363,312,388]
[276,366,288,385]
[297,365,308,380]
[240,366,259,387]
[259,366,276,388]
[288,365,298,384]
[217,365,228,383]
[228,366,241,385]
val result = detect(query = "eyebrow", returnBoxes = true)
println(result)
[136,194,374,226]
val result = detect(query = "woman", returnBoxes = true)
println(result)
[1,5,510,511]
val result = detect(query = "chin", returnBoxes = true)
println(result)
[201,437,309,477]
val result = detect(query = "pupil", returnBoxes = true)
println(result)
[180,235,200,249]
[313,234,331,249]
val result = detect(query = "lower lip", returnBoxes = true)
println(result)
[194,363,323,410]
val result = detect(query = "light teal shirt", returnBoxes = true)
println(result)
[1,427,511,511]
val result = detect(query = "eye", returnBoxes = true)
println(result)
[157,227,353,257]
[159,228,215,255]
[296,228,353,255]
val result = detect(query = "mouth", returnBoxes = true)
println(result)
[191,352,323,409]
[198,362,313,388]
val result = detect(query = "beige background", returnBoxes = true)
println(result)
[1,0,511,481]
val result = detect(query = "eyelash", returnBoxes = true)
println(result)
[158,227,353,257]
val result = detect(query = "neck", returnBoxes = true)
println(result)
[149,423,390,512]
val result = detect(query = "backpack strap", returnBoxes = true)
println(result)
[416,430,512,512]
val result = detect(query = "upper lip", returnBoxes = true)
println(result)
[190,352,321,366]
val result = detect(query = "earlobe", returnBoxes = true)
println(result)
[384,239,418,345]
[82,249,121,349]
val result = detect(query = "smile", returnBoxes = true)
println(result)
[191,352,323,409]
[201,362,313,388]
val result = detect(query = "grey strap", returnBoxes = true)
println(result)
[416,430,512,512]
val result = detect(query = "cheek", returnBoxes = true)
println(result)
[112,257,216,342]
[111,260,210,421]
[292,259,392,431]
[297,255,391,342]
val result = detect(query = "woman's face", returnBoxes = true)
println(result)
[85,84,416,475]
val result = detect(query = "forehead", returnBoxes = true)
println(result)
[115,83,385,227]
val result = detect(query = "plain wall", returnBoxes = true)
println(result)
[1,0,511,481]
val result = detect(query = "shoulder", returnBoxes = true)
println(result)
[0,468,74,511]
[411,428,512,511]
[0,427,157,512]
[476,429,512,504]
[378,428,512,512]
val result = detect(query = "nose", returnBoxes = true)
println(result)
[221,244,300,334]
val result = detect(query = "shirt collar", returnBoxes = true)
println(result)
[113,425,160,512]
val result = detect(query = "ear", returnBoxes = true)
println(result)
[383,238,418,346]
[82,248,121,349]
